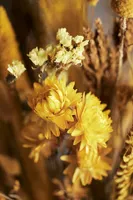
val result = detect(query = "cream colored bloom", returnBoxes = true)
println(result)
[56,28,72,48]
[28,47,46,66]
[68,93,112,152]
[71,40,89,65]
[55,48,72,64]
[55,30,89,66]
[55,38,89,66]
[28,76,81,130]
[28,45,56,66]
[28,28,89,72]
[71,47,85,65]
[73,36,84,44]
[7,60,26,78]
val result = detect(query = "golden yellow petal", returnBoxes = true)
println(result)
[72,168,80,183]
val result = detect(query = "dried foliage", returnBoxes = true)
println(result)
[113,130,133,200]
[83,19,118,104]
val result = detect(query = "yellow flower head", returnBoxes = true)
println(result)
[28,76,81,130]
[88,0,99,6]
[61,148,111,186]
[22,113,58,162]
[74,148,111,185]
[111,0,133,18]
[68,93,112,152]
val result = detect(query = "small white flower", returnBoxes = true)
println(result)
[28,47,47,66]
[73,36,84,44]
[54,49,64,63]
[71,40,89,65]
[56,28,72,48]
[55,48,72,64]
[8,60,26,78]
[27,29,89,72]
[71,46,85,65]
[79,40,89,48]
[73,46,84,57]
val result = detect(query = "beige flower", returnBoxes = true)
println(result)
[28,47,46,66]
[56,28,72,48]
[7,60,26,78]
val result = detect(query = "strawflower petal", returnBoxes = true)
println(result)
[28,76,81,130]
[68,92,112,152]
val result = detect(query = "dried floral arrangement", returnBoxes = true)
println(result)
[1,0,133,200]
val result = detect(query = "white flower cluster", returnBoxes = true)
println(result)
[28,45,56,67]
[55,30,89,65]
[7,60,26,78]
[28,28,89,69]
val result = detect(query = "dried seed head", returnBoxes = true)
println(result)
[111,0,133,18]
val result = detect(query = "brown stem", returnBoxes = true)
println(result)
[117,17,127,82]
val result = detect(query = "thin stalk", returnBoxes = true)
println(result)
[117,17,127,82]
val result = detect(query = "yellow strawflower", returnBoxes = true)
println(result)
[68,93,112,152]
[22,113,58,162]
[24,135,57,163]
[61,148,111,186]
[74,148,111,185]
[28,76,81,130]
